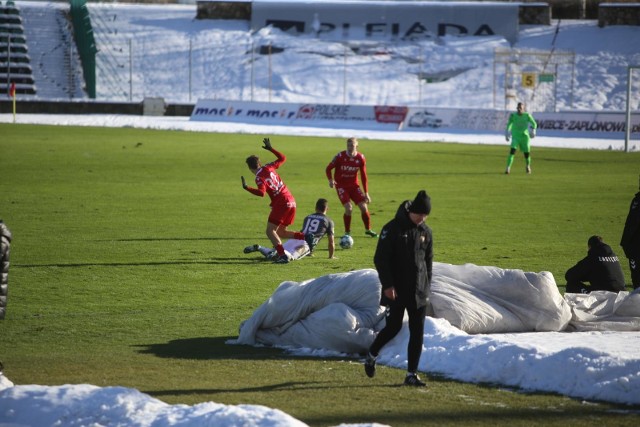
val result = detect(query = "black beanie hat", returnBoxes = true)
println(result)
[588,235,602,248]
[409,190,431,215]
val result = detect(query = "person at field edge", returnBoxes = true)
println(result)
[241,137,312,264]
[0,219,13,320]
[364,190,433,387]
[244,198,336,261]
[620,174,640,289]
[326,137,378,238]
[564,235,626,294]
[505,102,537,175]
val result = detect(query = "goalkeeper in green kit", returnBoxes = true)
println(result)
[504,102,537,175]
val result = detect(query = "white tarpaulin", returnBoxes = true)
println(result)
[234,263,640,354]
[234,263,571,352]
[235,269,387,353]
[430,263,572,334]
[565,290,640,331]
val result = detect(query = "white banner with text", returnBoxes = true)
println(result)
[190,100,639,139]
[190,100,407,131]
[251,1,519,43]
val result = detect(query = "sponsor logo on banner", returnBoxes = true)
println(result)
[537,118,636,133]
[252,2,519,43]
[296,104,352,120]
[296,104,315,119]
[407,110,443,128]
[374,106,408,124]
[191,100,298,122]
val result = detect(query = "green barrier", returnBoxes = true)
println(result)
[70,0,97,98]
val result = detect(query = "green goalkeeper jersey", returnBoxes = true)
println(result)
[506,112,537,138]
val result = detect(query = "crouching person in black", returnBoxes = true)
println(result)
[1,219,12,320]
[565,235,626,294]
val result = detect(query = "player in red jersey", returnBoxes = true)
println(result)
[326,137,377,238]
[242,137,309,264]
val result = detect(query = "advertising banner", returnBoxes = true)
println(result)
[191,100,298,124]
[251,1,519,43]
[191,99,407,130]
[402,107,640,138]
[191,100,638,139]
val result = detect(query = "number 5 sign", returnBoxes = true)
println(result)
[522,73,536,88]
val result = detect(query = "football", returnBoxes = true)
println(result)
[340,234,354,249]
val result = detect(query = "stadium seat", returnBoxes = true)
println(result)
[0,0,36,96]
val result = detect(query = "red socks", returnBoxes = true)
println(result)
[343,214,352,234]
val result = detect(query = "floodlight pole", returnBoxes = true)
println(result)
[624,66,633,153]
[188,38,192,103]
[343,43,347,105]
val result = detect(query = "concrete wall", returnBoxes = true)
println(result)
[196,1,551,25]
[0,100,194,116]
[196,1,250,20]
[599,3,640,27]
[194,1,639,23]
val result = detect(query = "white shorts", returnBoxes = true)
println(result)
[283,239,310,261]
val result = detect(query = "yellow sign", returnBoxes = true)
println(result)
[522,73,536,88]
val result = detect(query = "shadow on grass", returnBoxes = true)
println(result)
[104,237,253,242]
[144,380,376,397]
[373,171,502,176]
[135,336,295,361]
[15,258,262,268]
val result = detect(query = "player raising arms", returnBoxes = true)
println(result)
[242,137,310,264]
[326,137,378,238]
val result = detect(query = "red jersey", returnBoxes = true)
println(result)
[246,148,295,206]
[326,150,368,192]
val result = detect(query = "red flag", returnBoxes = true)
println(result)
[9,82,16,98]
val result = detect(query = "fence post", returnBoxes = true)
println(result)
[418,45,423,106]
[129,38,132,102]
[250,40,255,101]
[268,42,272,103]
[625,66,632,153]
[343,43,347,105]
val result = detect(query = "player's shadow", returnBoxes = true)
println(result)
[107,237,252,242]
[16,258,257,268]
[135,337,291,361]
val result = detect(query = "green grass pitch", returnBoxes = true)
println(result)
[1,123,639,426]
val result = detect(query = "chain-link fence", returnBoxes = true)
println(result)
[494,47,576,112]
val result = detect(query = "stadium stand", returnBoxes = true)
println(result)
[1,1,86,99]
[0,0,36,95]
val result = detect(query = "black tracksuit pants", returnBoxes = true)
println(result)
[369,300,427,373]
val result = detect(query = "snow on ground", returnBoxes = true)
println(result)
[10,1,640,110]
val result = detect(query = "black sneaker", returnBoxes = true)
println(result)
[304,233,316,252]
[404,373,426,387]
[364,353,376,378]
[243,244,259,254]
[273,255,289,264]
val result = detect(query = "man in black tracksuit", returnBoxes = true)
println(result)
[364,190,433,387]
[565,235,626,294]
[621,176,640,289]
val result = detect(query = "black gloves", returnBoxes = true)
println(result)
[262,137,272,151]
[241,176,247,189]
